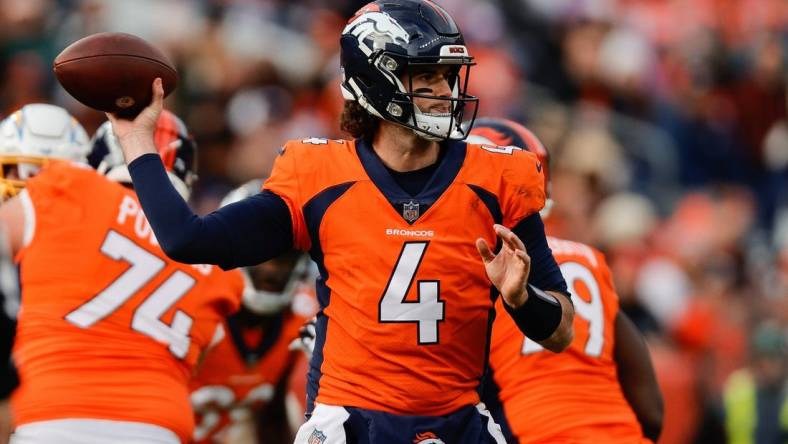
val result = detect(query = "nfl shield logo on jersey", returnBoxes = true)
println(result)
[403,200,420,222]
[308,429,327,444]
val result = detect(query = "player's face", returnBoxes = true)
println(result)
[405,65,454,115]
[247,252,301,293]
[0,158,41,201]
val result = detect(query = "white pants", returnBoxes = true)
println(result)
[10,419,180,444]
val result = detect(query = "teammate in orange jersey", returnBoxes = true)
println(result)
[107,1,574,442]
[469,118,664,444]
[0,103,91,444]
[0,109,244,444]
[190,180,318,444]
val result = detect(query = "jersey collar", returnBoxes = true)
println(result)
[354,138,467,224]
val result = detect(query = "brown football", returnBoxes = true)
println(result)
[53,32,178,117]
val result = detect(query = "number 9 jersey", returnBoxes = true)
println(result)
[486,237,648,443]
[11,161,244,443]
[263,138,546,416]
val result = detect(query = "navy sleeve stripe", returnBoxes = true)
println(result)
[127,153,294,269]
[303,181,355,279]
[467,184,503,226]
[301,182,354,418]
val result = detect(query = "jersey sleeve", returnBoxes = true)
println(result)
[263,142,309,251]
[17,161,90,261]
[500,150,546,228]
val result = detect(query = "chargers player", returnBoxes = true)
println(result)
[190,180,318,444]
[0,109,244,444]
[0,104,90,444]
[106,1,574,442]
[469,118,664,443]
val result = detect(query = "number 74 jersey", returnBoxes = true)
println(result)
[263,138,546,416]
[11,161,244,443]
[487,236,645,443]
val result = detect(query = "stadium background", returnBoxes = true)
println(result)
[1,0,786,443]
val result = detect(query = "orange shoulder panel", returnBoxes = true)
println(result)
[461,143,545,228]
[263,138,364,251]
[19,161,112,261]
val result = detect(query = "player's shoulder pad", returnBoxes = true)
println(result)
[464,142,546,223]
[27,159,103,194]
[279,137,351,157]
[465,142,544,184]
[276,138,353,175]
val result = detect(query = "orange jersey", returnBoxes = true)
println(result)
[263,137,545,415]
[488,236,645,443]
[11,161,243,443]
[190,286,318,443]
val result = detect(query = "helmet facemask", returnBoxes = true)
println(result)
[0,156,47,201]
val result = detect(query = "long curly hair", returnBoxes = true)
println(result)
[339,100,379,141]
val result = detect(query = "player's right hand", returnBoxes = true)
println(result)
[476,224,531,308]
[105,78,164,164]
[288,317,316,359]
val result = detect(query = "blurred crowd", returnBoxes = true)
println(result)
[1,0,786,443]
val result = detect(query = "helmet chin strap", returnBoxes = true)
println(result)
[412,108,453,141]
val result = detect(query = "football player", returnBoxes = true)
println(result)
[469,118,664,443]
[190,180,318,444]
[106,1,574,442]
[0,104,90,444]
[0,109,244,444]
[0,227,18,444]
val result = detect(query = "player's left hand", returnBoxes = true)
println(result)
[476,224,530,308]
[288,317,316,359]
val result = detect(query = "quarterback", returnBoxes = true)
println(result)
[108,1,573,442]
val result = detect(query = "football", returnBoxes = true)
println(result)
[53,32,178,117]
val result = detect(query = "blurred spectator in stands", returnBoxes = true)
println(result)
[723,321,787,444]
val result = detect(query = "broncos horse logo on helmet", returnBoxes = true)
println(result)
[340,0,478,141]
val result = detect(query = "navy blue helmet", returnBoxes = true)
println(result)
[340,0,478,141]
